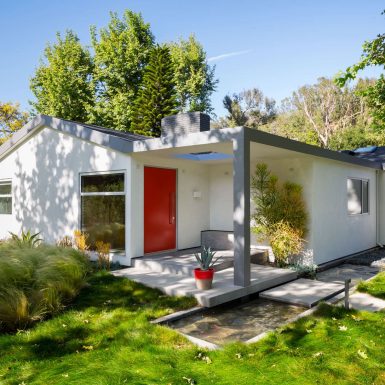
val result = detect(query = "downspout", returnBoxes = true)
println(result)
[376,169,384,248]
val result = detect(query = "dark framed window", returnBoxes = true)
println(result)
[0,181,12,215]
[80,172,125,251]
[347,178,369,215]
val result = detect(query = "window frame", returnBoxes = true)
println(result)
[0,180,12,215]
[79,170,126,253]
[347,177,369,216]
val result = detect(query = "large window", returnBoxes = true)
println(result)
[0,181,12,215]
[347,178,369,215]
[80,172,125,251]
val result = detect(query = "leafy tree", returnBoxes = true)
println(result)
[0,102,29,144]
[30,30,94,122]
[90,10,155,130]
[131,46,178,136]
[168,35,218,114]
[336,12,385,126]
[291,77,370,148]
[220,88,276,127]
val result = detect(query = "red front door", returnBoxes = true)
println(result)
[144,167,177,254]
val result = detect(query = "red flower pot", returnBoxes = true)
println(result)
[194,268,214,290]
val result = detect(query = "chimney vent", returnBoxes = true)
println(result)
[161,112,210,138]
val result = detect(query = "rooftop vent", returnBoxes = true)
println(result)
[161,112,210,138]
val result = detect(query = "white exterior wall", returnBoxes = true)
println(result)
[130,155,210,257]
[0,126,132,264]
[208,164,233,230]
[311,159,377,264]
[206,156,378,265]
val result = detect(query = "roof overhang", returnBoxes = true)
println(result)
[0,115,381,170]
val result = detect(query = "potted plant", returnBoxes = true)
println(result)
[194,247,220,290]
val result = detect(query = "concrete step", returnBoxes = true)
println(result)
[132,255,233,277]
[260,278,345,308]
[132,248,268,277]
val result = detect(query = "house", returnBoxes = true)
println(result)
[0,112,383,289]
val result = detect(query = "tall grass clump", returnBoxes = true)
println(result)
[0,242,90,332]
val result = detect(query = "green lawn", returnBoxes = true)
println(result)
[1,273,385,385]
[358,271,385,299]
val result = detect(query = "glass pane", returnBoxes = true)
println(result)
[362,181,369,213]
[0,183,11,195]
[0,197,12,214]
[81,195,125,250]
[81,173,124,193]
[347,179,362,215]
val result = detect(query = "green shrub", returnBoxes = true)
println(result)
[251,163,308,266]
[0,243,90,332]
[8,230,42,248]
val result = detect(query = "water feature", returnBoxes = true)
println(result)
[168,297,305,345]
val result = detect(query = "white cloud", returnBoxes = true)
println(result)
[207,49,252,63]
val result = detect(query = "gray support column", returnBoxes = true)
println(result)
[233,128,251,287]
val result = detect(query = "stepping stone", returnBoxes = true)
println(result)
[260,278,345,308]
[349,292,385,312]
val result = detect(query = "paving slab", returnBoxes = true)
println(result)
[112,264,297,307]
[317,263,379,286]
[348,292,385,312]
[260,278,345,308]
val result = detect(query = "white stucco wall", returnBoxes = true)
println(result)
[0,126,132,264]
[310,159,377,264]
[208,164,233,230]
[130,155,210,257]
[206,155,378,265]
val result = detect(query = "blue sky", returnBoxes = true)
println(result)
[0,0,384,117]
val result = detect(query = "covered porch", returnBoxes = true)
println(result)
[129,126,314,291]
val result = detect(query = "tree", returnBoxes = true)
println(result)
[30,30,94,122]
[0,102,29,144]
[336,11,385,126]
[131,46,178,136]
[287,77,371,148]
[221,88,276,127]
[90,10,155,130]
[168,35,218,114]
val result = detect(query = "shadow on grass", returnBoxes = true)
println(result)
[72,272,196,313]
[7,272,196,360]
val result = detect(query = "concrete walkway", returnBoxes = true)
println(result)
[113,264,297,307]
[260,278,345,308]
[348,292,385,312]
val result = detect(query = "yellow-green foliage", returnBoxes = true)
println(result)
[251,163,308,265]
[0,242,90,331]
[95,241,111,271]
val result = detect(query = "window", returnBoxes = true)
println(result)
[80,172,125,251]
[347,178,369,215]
[0,181,12,215]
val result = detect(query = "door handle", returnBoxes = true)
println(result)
[169,192,176,224]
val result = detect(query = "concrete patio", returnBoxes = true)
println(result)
[113,250,297,307]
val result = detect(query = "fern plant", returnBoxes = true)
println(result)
[9,230,42,248]
[194,247,220,271]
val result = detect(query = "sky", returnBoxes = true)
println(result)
[0,0,384,117]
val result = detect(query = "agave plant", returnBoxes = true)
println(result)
[9,230,42,248]
[194,246,221,271]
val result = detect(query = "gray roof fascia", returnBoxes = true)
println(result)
[0,115,135,161]
[132,126,241,152]
[244,127,382,170]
